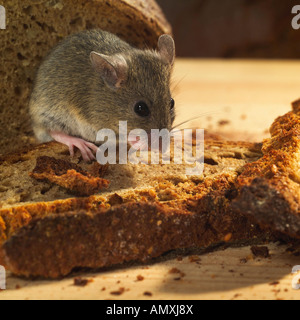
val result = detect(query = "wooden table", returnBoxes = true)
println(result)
[173,59,300,142]
[2,59,300,300]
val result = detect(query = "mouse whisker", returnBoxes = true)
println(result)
[172,110,222,130]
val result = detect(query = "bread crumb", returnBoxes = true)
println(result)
[188,255,201,263]
[73,277,93,287]
[239,258,248,264]
[136,275,144,281]
[168,267,185,279]
[110,287,125,295]
[232,293,242,299]
[218,120,230,126]
[251,246,270,258]
[173,277,182,281]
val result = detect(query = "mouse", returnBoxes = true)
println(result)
[29,29,176,162]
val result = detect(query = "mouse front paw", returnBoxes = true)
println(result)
[50,131,98,162]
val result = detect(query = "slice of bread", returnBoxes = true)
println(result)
[0,137,269,278]
[0,0,171,155]
[233,100,300,239]
[2,100,300,279]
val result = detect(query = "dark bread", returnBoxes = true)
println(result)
[2,103,299,278]
[0,137,268,278]
[30,156,109,196]
[232,100,300,239]
[0,0,171,155]
[2,198,267,279]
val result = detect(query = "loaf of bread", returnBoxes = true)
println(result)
[0,0,171,155]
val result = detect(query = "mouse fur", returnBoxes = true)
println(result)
[29,29,176,150]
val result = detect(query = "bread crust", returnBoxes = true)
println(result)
[0,136,268,278]
[1,195,268,279]
[30,156,109,196]
[232,100,300,239]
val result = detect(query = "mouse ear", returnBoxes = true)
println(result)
[157,34,175,66]
[90,52,128,89]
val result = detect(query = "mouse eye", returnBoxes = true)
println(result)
[170,98,175,110]
[134,101,150,117]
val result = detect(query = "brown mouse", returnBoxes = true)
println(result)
[29,29,176,161]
